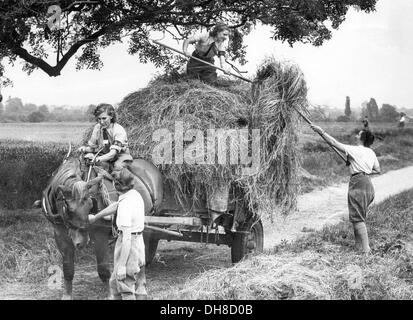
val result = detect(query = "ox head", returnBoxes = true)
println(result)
[56,176,102,249]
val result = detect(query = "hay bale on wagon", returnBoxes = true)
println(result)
[117,57,308,215]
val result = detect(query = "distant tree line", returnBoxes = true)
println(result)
[0,97,95,122]
[310,96,407,123]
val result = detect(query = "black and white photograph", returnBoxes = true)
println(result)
[1,0,413,306]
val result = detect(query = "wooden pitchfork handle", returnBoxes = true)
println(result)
[151,39,253,83]
[153,39,347,164]
[296,108,348,164]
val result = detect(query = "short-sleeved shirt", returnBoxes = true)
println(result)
[88,123,130,154]
[342,145,380,175]
[400,116,406,123]
[187,33,227,59]
[116,189,145,233]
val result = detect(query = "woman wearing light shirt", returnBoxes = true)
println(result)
[78,103,133,172]
[399,112,406,128]
[311,125,381,254]
[183,23,232,83]
[89,168,147,300]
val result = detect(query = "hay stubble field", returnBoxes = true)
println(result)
[1,120,413,299]
[0,122,91,143]
[2,165,413,299]
[1,120,410,144]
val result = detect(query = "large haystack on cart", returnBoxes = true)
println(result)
[118,58,308,265]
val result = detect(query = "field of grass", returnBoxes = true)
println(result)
[1,121,413,299]
[1,120,409,143]
[169,189,413,300]
[1,121,413,208]
[0,122,91,143]
[299,122,413,193]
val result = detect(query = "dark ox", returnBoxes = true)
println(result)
[39,157,112,300]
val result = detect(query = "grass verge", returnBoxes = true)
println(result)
[300,128,413,193]
[166,189,413,300]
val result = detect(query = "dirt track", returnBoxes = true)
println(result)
[2,166,413,300]
[264,165,413,247]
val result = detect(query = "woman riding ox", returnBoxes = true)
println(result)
[39,103,133,300]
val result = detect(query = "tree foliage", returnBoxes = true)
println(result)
[344,95,351,117]
[23,102,37,114]
[0,96,90,122]
[380,103,399,122]
[0,0,377,83]
[38,104,49,114]
[5,97,24,113]
[28,110,46,122]
[336,115,350,122]
[364,97,380,121]
[309,104,329,121]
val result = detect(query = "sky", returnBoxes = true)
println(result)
[1,0,413,110]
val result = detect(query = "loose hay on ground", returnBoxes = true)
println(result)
[161,251,333,300]
[161,190,413,300]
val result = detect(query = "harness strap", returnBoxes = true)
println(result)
[196,42,216,59]
[42,185,64,225]
[102,128,111,153]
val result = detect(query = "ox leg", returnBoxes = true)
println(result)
[91,228,111,298]
[54,224,75,300]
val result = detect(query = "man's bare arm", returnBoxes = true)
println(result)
[89,202,119,223]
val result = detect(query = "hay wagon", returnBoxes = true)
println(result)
[118,59,308,265]
[130,159,264,265]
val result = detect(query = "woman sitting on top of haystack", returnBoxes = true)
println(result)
[183,22,232,83]
[78,103,133,173]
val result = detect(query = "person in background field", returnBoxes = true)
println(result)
[88,168,147,300]
[311,125,380,255]
[183,22,232,83]
[362,116,369,130]
[399,112,406,129]
[78,103,133,173]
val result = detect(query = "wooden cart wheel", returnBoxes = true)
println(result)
[231,219,264,263]
[143,233,159,266]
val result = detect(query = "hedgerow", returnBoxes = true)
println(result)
[0,140,71,209]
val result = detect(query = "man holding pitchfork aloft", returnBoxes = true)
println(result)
[310,125,381,255]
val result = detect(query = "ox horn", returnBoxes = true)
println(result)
[32,199,42,209]
[63,142,72,164]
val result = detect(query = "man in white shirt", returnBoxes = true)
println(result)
[342,144,380,176]
[311,126,380,255]
[89,168,147,300]
[399,113,406,129]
